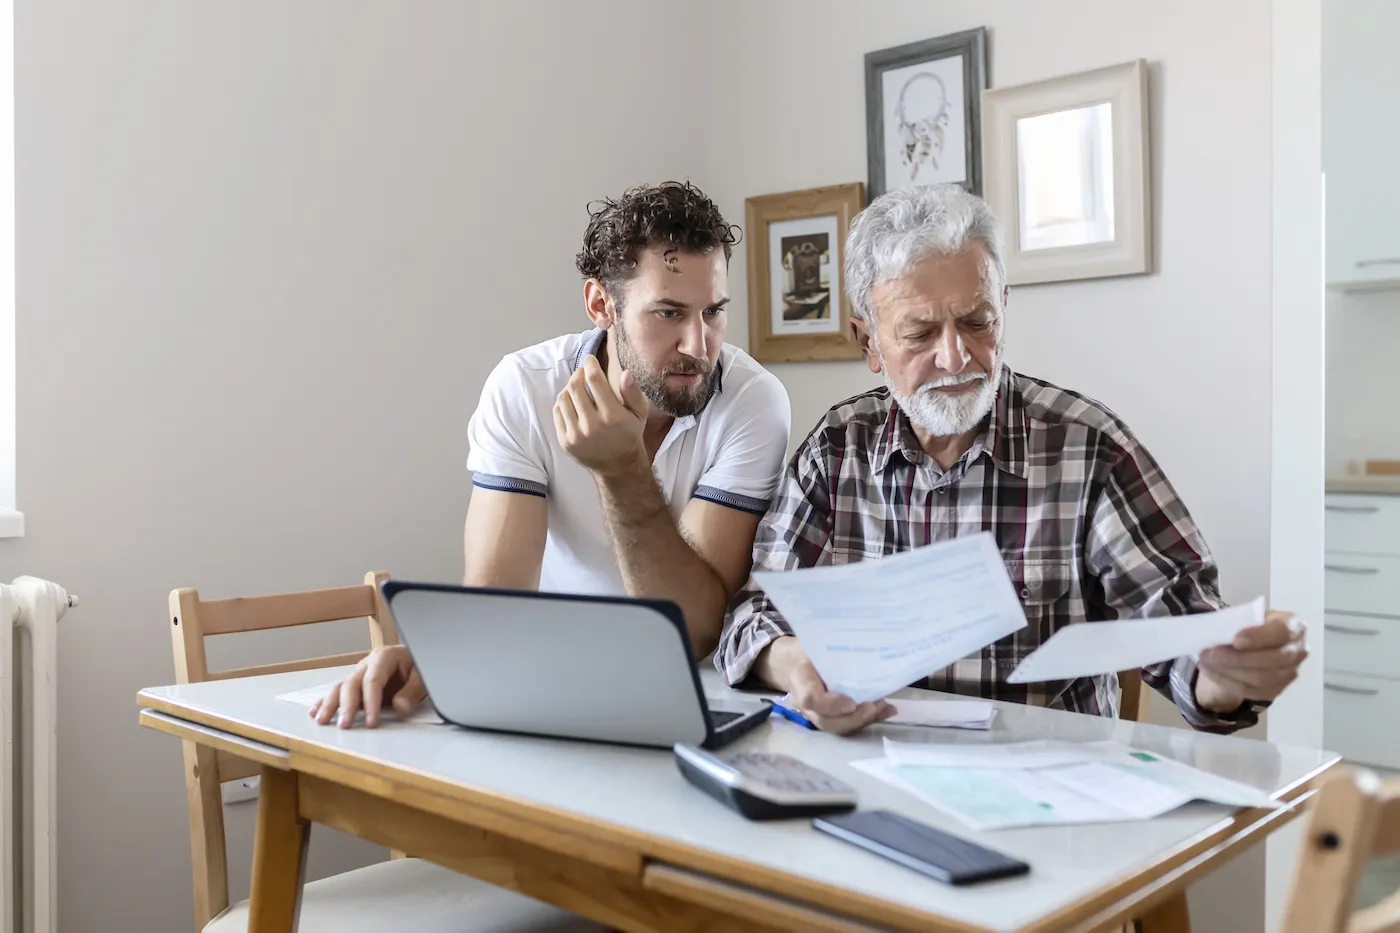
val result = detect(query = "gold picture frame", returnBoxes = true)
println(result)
[745,182,865,363]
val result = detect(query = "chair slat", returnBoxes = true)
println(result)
[208,650,368,682]
[199,585,377,636]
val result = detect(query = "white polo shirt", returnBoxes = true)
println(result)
[465,328,792,596]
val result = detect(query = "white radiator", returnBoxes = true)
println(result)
[1,577,76,933]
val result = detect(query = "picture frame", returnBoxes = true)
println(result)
[745,183,865,364]
[865,27,988,201]
[981,59,1151,286]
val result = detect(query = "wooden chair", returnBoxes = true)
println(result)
[169,571,603,933]
[1119,669,1151,724]
[1115,673,1189,933]
[1281,765,1400,933]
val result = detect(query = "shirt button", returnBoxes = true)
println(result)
[936,487,947,494]
[1020,587,1031,599]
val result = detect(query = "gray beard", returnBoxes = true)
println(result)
[884,369,998,437]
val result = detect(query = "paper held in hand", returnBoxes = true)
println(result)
[753,532,1028,704]
[1006,597,1267,684]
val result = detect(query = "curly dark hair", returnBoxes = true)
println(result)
[575,180,740,301]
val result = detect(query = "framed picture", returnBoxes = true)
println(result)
[865,27,988,201]
[981,59,1151,285]
[745,183,865,363]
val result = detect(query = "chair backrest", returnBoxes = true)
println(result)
[1118,669,1150,723]
[1282,766,1400,933]
[167,571,399,931]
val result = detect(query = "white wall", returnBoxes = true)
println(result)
[701,2,1318,931]
[1266,1,1325,928]
[10,2,704,930]
[1326,289,1400,472]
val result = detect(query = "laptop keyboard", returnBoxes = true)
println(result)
[708,709,743,729]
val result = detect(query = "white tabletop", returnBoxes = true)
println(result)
[139,667,1336,933]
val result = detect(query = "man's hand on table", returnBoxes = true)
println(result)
[1194,610,1309,713]
[311,645,427,729]
[761,635,896,735]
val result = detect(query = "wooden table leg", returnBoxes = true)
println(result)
[248,766,310,933]
[1137,891,1191,933]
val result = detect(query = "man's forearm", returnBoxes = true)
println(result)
[752,635,804,693]
[595,457,728,657]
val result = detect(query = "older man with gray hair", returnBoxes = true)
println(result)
[716,184,1309,735]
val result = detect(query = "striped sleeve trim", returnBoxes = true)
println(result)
[693,485,769,516]
[472,474,547,498]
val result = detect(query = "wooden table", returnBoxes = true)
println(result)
[137,667,1337,933]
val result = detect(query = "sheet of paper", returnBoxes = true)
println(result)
[1075,741,1276,809]
[851,758,1136,831]
[883,738,1090,769]
[1036,762,1191,820]
[885,698,997,730]
[753,533,1028,703]
[275,681,445,726]
[864,739,1277,830]
[1006,597,1266,684]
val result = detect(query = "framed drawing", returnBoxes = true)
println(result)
[981,59,1151,285]
[745,183,865,363]
[865,27,988,200]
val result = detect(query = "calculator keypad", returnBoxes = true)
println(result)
[723,753,852,794]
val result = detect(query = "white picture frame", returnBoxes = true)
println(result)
[981,59,1151,286]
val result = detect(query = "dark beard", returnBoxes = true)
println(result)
[611,324,716,418]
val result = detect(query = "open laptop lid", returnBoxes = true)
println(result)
[381,581,722,749]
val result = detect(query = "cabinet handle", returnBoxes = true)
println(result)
[1355,258,1400,268]
[1325,682,1381,696]
[1326,504,1381,514]
[1324,623,1380,636]
[1325,564,1381,575]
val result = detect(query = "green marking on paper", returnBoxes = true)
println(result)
[888,765,1062,825]
[1130,752,1158,762]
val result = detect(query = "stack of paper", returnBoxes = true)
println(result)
[851,739,1276,831]
[885,698,997,730]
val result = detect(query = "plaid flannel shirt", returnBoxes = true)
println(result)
[717,365,1262,733]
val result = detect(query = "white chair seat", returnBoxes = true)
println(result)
[204,857,607,932]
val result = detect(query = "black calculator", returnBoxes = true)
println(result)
[673,744,858,820]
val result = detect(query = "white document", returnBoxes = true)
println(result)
[860,739,1275,830]
[276,681,445,726]
[754,533,1028,703]
[1006,597,1266,684]
[883,738,1089,770]
[885,698,997,730]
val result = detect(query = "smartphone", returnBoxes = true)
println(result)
[813,809,1030,885]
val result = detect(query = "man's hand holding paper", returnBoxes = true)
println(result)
[752,533,1028,732]
[746,531,1306,735]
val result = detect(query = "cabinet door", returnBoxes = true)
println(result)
[1324,0,1400,289]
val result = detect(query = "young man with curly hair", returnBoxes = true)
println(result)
[314,181,791,728]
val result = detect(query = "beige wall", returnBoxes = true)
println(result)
[12,2,705,930]
[6,2,1319,932]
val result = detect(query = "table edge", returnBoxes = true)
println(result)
[135,690,1339,933]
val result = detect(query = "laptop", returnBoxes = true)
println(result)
[380,580,773,750]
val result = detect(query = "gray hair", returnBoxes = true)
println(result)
[844,184,1006,324]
